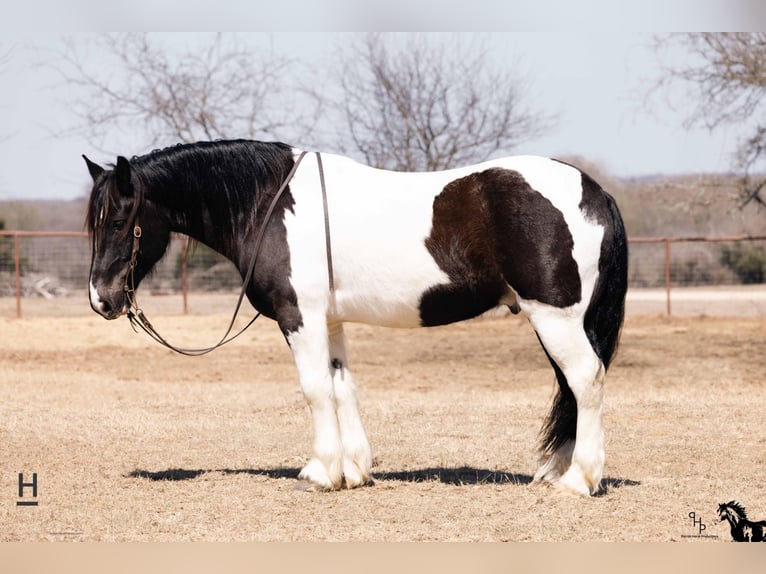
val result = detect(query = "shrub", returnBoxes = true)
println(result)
[718,243,766,284]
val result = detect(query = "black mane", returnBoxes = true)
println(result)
[87,139,296,251]
[721,500,748,519]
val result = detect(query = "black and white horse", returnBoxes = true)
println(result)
[718,501,766,541]
[84,140,627,496]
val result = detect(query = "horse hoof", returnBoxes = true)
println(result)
[553,470,597,497]
[342,476,375,489]
[341,459,374,489]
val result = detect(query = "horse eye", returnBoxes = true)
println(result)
[112,219,126,231]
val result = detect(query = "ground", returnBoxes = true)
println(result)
[1,292,764,541]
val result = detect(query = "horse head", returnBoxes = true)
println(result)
[84,155,170,319]
[718,500,745,523]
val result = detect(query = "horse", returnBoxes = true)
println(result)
[83,139,628,496]
[718,501,766,541]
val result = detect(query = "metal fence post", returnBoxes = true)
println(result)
[664,239,671,316]
[14,232,21,319]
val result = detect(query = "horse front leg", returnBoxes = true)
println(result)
[283,312,344,491]
[328,322,373,488]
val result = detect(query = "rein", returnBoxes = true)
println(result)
[123,150,332,356]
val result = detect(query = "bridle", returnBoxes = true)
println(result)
[121,150,333,356]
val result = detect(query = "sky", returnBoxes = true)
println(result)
[0,4,763,201]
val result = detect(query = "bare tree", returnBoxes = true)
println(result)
[653,33,766,208]
[55,33,317,148]
[333,34,554,171]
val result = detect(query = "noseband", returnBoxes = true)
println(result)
[121,150,332,356]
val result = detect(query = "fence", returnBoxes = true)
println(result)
[628,235,766,315]
[1,230,765,318]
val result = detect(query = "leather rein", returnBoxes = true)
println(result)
[123,150,333,356]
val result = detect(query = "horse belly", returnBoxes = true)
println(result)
[330,194,511,328]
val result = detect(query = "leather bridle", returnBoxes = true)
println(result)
[121,150,333,356]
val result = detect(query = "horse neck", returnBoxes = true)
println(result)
[143,171,257,262]
[174,194,243,256]
[135,141,295,266]
[725,510,741,529]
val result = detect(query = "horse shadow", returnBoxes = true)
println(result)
[127,466,639,493]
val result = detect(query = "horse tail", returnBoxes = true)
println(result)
[539,182,628,458]
[538,339,577,457]
[583,190,628,370]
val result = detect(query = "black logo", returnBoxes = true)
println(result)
[718,501,766,542]
[682,510,717,539]
[16,472,38,507]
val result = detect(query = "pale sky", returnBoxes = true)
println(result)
[0,3,763,201]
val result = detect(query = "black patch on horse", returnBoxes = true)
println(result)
[419,171,508,326]
[419,168,581,327]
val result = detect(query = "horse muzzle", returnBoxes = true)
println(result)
[89,280,128,320]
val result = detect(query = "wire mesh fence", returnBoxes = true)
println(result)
[629,236,766,288]
[0,232,243,318]
[1,230,765,318]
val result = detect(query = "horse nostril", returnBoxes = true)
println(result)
[100,300,113,315]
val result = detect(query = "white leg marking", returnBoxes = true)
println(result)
[288,314,344,491]
[528,309,605,496]
[559,362,605,495]
[328,323,372,487]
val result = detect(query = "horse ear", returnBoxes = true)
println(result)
[114,156,134,198]
[83,155,104,181]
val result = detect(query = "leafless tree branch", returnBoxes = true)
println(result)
[329,34,555,171]
[653,33,766,209]
[53,33,317,150]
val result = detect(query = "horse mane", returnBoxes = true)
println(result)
[85,169,106,241]
[86,139,295,248]
[723,500,748,519]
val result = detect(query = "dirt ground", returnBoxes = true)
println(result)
[1,293,765,541]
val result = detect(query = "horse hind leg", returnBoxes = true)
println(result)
[534,344,577,484]
[530,310,606,496]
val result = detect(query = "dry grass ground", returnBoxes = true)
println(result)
[1,300,765,541]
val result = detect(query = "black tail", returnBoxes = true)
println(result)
[583,190,628,370]
[539,182,628,456]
